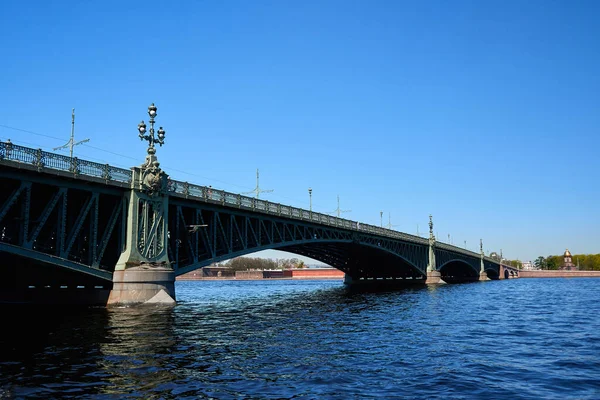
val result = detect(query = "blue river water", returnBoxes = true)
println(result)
[1,278,600,399]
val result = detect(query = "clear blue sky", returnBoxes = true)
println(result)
[1,1,598,264]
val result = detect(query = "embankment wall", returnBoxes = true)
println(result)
[519,270,600,278]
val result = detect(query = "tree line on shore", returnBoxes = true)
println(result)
[214,257,307,271]
[533,253,600,270]
[487,251,600,270]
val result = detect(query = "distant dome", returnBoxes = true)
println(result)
[564,249,572,257]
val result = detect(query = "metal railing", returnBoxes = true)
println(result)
[0,140,132,184]
[0,140,500,262]
[168,178,429,245]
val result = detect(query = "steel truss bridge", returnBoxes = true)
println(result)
[0,141,517,303]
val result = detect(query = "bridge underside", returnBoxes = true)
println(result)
[438,260,481,283]
[281,242,425,281]
[486,268,500,280]
[0,252,111,305]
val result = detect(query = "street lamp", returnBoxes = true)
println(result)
[380,211,383,228]
[308,188,312,213]
[138,103,166,156]
[464,240,467,249]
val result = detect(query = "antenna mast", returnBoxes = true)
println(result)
[385,212,399,230]
[53,108,90,157]
[243,169,273,199]
[330,195,351,217]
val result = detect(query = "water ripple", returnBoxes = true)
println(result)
[2,278,600,398]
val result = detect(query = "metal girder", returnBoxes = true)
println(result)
[0,182,30,228]
[0,242,112,281]
[0,175,125,276]
[25,188,66,248]
[169,200,433,278]
[62,193,98,259]
[93,197,125,268]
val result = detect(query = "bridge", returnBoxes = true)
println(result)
[0,105,518,306]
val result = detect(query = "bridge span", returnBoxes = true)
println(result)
[0,108,517,306]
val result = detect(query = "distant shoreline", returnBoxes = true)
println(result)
[176,276,344,281]
[519,270,600,278]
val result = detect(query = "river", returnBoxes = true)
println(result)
[1,278,599,399]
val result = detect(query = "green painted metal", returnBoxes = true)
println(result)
[0,242,112,281]
[0,140,504,284]
[0,167,126,276]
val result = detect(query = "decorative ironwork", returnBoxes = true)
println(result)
[140,160,168,197]
[0,174,126,279]
[137,198,166,258]
[0,139,12,160]
[135,104,169,198]
[102,164,112,181]
[31,148,45,171]
[138,102,165,157]
[0,140,132,184]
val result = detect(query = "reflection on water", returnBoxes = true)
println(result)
[2,279,600,398]
[97,308,179,397]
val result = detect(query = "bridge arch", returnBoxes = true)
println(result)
[173,238,357,275]
[485,268,499,280]
[284,240,425,279]
[438,259,480,283]
[175,238,425,280]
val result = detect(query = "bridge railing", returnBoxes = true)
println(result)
[0,141,501,260]
[0,140,133,184]
[435,241,499,263]
[168,178,429,245]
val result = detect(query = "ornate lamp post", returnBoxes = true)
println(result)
[480,238,484,272]
[138,103,166,159]
[380,211,383,228]
[479,238,488,280]
[135,103,168,196]
[308,188,313,213]
[426,214,437,274]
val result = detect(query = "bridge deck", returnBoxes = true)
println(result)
[0,140,500,264]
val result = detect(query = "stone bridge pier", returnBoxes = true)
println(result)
[107,104,176,306]
[423,219,489,284]
[499,264,519,279]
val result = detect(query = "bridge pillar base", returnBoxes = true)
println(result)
[479,272,489,281]
[425,271,445,284]
[107,267,176,307]
[343,274,354,285]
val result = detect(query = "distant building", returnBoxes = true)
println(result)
[521,261,534,270]
[559,249,577,271]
